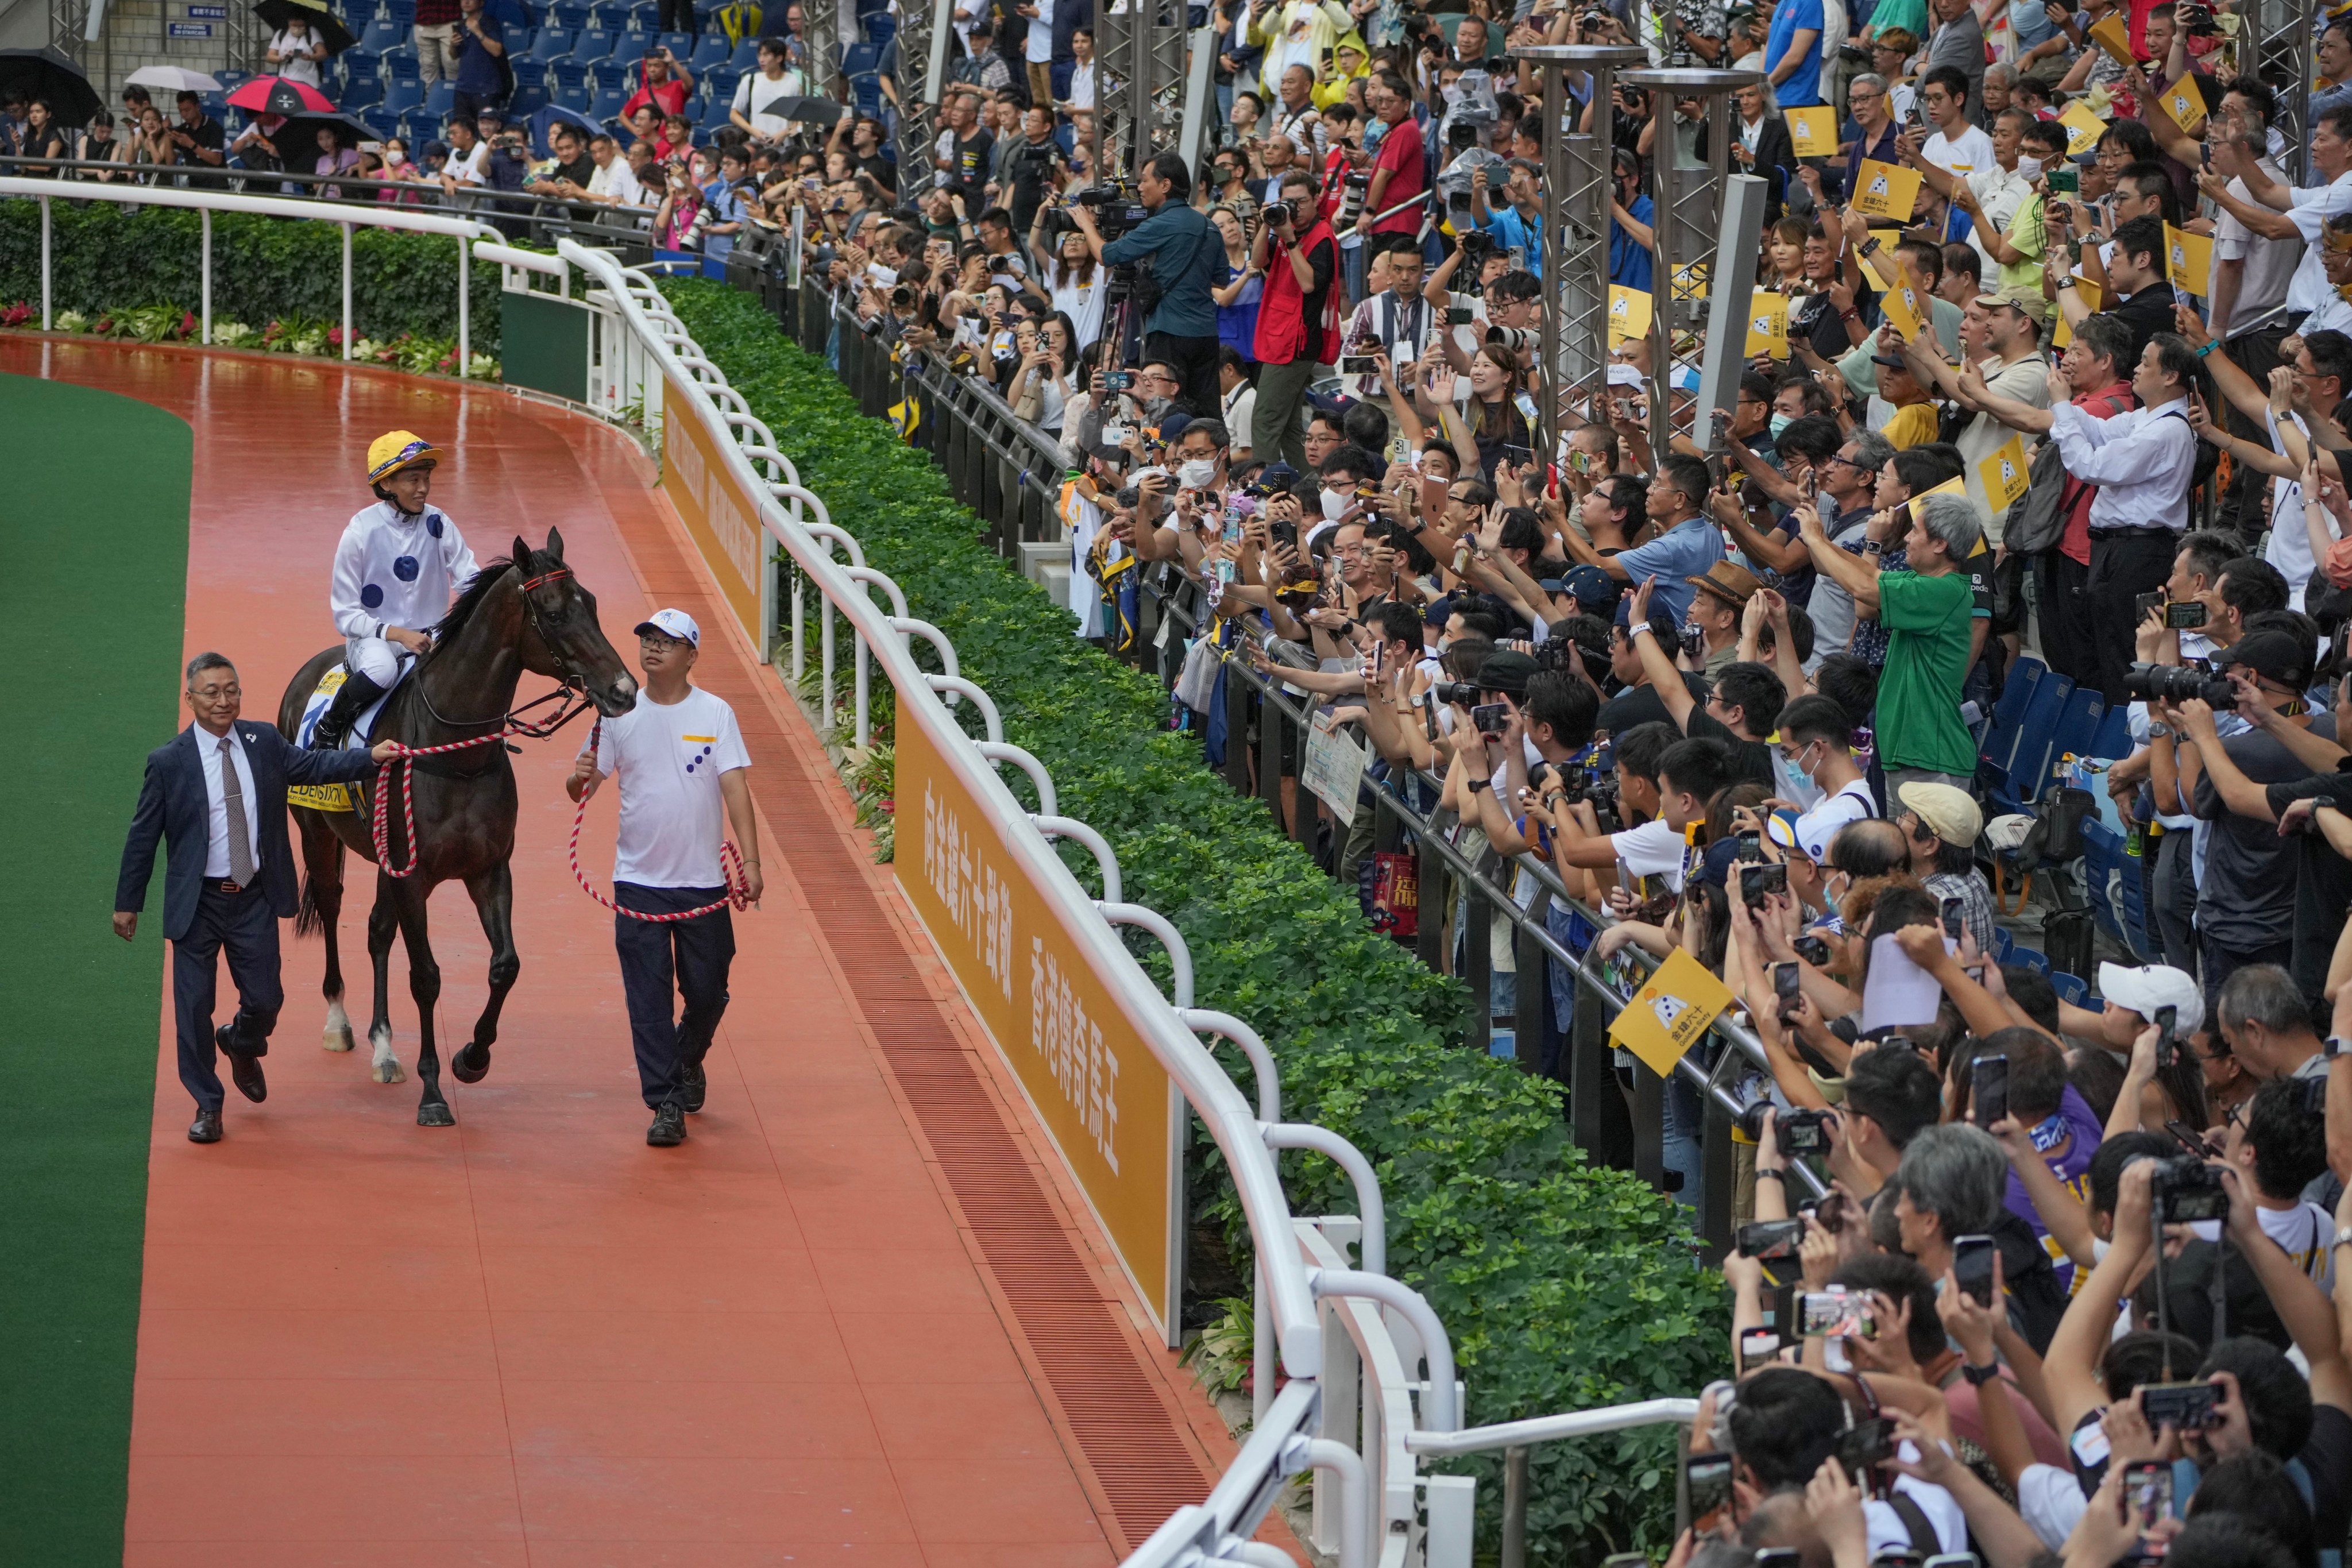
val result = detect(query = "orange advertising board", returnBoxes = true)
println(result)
[662,394,770,647]
[895,712,1181,1335]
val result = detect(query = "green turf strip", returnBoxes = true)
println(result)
[0,372,191,1563]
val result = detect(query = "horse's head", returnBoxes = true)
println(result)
[511,529,639,718]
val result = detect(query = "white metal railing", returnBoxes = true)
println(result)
[0,180,492,371]
[551,237,1466,1568]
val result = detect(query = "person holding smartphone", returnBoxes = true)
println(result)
[1248,169,1342,472]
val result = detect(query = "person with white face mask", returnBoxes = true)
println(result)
[1779,694,1878,859]
[1306,444,1377,549]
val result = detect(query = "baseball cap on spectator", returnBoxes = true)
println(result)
[1156,411,1193,443]
[1259,461,1300,492]
[1477,650,1537,698]
[1897,781,1982,849]
[1976,285,2050,329]
[1766,806,1809,859]
[2219,627,2312,692]
[1563,564,1617,613]
[2096,962,2204,1036]
[634,607,701,647]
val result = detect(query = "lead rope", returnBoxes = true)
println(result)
[566,717,751,922]
[368,681,593,879]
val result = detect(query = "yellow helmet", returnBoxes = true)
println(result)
[366,430,443,485]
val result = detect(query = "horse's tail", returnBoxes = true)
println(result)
[293,834,342,939]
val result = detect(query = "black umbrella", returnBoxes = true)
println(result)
[760,94,851,126]
[0,47,102,127]
[253,0,358,57]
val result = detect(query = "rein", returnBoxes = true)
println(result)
[566,716,752,922]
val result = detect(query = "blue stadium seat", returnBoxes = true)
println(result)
[381,78,424,115]
[573,25,617,59]
[550,0,590,28]
[1991,925,2014,964]
[509,82,550,117]
[383,0,416,24]
[1976,655,2044,790]
[2009,945,2050,976]
[588,87,628,122]
[341,44,381,80]
[861,9,894,47]
[549,57,590,96]
[656,29,693,54]
[518,26,572,63]
[551,83,592,111]
[2050,971,2087,1007]
[590,56,631,90]
[688,32,730,69]
[385,46,421,84]
[361,106,401,139]
[423,79,457,118]
[1986,670,2075,817]
[341,71,384,109]
[360,16,404,51]
[624,2,659,29]
[2049,686,2108,774]
[487,0,528,25]
[2087,701,2132,764]
[728,37,759,67]
[616,29,654,59]
[198,92,228,120]
[702,64,740,99]
[698,94,732,129]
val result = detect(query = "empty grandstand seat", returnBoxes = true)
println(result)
[590,56,631,90]
[2009,945,2050,975]
[655,29,693,54]
[1977,655,2044,789]
[1985,669,2075,817]
[518,25,573,63]
[588,87,628,123]
[728,36,759,67]
[423,79,457,118]
[385,46,422,83]
[550,82,592,111]
[509,82,551,117]
[360,15,404,51]
[573,25,617,59]
[550,0,591,28]
[549,57,591,96]
[380,79,424,115]
[361,106,401,140]
[2050,971,2088,1007]
[688,32,731,69]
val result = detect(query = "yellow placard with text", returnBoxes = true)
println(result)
[1851,158,1923,221]
[1672,261,1710,301]
[662,391,768,644]
[1910,476,1967,519]
[2051,274,2103,347]
[1786,105,1839,159]
[1979,435,2033,512]
[1608,283,1654,343]
[1745,291,1790,359]
[895,715,1179,1335]
[1881,277,1929,342]
[2166,223,2215,297]
[1606,947,1737,1079]
[2058,98,2108,157]
[2089,11,2135,65]
[2154,71,2206,133]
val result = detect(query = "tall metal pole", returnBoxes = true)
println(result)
[2241,0,2320,186]
[895,0,956,203]
[1620,67,1760,449]
[1520,43,1646,464]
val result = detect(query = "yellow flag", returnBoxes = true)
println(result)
[1978,435,2032,512]
[1869,226,1905,254]
[2088,11,2134,64]
[1671,261,1710,301]
[1786,105,1839,158]
[1606,947,1737,1079]
[2166,223,2215,297]
[2058,98,2108,157]
[1607,283,1654,343]
[2153,72,2206,133]
[1745,291,1791,359]
[1851,158,1924,221]
[1881,277,1928,342]
[1910,476,1968,520]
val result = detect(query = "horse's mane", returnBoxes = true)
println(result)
[431,555,519,646]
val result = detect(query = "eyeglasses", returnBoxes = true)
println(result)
[639,635,691,652]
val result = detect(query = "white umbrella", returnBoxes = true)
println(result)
[126,64,224,93]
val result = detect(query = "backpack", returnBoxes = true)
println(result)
[2000,435,2073,557]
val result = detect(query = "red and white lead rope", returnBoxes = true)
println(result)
[566,717,751,922]
[370,728,516,878]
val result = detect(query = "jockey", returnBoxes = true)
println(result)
[312,431,480,750]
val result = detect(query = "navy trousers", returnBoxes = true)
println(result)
[171,882,283,1113]
[614,882,735,1109]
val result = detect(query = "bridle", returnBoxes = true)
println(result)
[407,560,597,743]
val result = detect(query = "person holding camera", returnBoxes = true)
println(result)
[1247,168,1341,472]
[1072,152,1227,418]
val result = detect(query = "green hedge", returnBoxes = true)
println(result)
[662,279,1728,1562]
[0,199,501,353]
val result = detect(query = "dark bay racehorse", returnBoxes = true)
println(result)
[276,528,637,1126]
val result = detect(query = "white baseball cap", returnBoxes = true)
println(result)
[634,608,700,648]
[2096,961,2203,1038]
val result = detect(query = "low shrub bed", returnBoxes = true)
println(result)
[663,277,1728,1562]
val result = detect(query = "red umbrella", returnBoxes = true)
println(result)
[225,74,335,115]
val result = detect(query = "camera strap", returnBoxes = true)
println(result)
[2208,1233,2229,1343]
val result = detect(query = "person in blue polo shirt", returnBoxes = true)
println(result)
[1555,453,1726,624]
[1765,0,1826,109]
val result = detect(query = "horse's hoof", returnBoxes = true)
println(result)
[451,1043,491,1084]
[323,1026,356,1053]
[417,1102,457,1127]
[373,1058,408,1085]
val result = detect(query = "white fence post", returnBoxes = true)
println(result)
[200,207,212,344]
[39,194,51,330]
[341,222,353,360]
[458,234,470,377]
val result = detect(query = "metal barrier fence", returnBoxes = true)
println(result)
[762,275,1826,1259]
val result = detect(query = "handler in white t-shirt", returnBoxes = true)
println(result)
[567,608,763,1147]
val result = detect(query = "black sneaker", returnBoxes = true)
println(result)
[647,1102,688,1147]
[680,1060,706,1114]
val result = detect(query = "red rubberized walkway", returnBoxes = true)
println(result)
[7,338,1244,1566]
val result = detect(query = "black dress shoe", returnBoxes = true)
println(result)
[679,1060,706,1114]
[646,1102,688,1147]
[188,1109,223,1144]
[217,1025,267,1103]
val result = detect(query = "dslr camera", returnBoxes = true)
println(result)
[2123,661,2235,706]
[2151,1154,2230,1223]
[1736,1101,1830,1155]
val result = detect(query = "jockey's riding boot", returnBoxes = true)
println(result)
[312,672,388,752]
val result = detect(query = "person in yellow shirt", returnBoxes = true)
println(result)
[1875,352,1941,447]
[1312,30,1369,109]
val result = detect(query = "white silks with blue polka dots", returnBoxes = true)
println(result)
[330,500,481,681]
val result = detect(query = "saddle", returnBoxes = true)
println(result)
[289,658,412,812]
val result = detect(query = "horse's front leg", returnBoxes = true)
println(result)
[451,864,517,1086]
[388,877,452,1126]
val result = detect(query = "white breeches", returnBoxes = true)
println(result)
[346,636,403,686]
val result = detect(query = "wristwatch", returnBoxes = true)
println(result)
[2056,276,2077,290]
[1469,777,1492,794]
[1960,1362,2002,1387]
[1859,237,1881,257]
[2147,723,2172,739]
[2327,1036,2350,1059]
[1754,1167,1786,1183]
[2335,1227,2352,1250]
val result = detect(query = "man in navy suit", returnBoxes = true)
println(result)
[114,652,395,1142]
